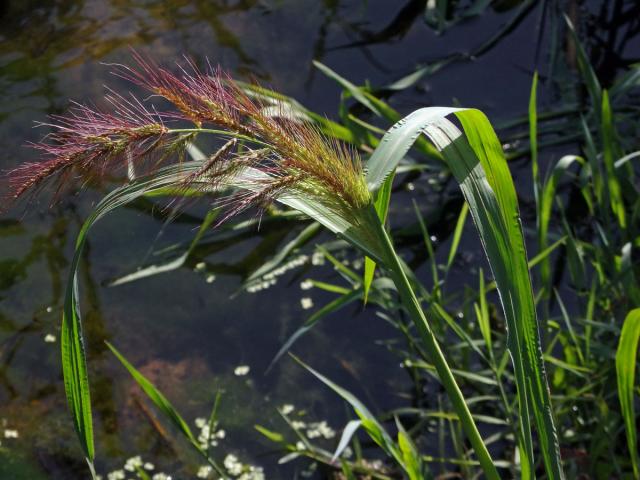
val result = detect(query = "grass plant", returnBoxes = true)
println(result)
[2,54,567,479]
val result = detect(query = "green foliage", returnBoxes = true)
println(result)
[616,309,640,478]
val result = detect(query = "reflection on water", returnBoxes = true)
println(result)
[0,0,638,478]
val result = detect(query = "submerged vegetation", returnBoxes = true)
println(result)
[1,1,640,479]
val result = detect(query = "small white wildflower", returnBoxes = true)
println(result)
[300,297,313,310]
[224,454,243,476]
[194,262,206,272]
[152,474,172,480]
[46,306,53,313]
[3,429,18,438]
[124,455,143,472]
[238,466,265,480]
[107,470,126,480]
[311,252,325,265]
[197,465,213,478]
[234,365,250,376]
[215,429,226,439]
[195,417,207,429]
[44,334,56,343]
[206,274,216,284]
[299,280,313,290]
[291,420,306,430]
[342,446,353,458]
[316,421,335,439]
[406,182,415,191]
[144,462,154,471]
[307,421,334,439]
[295,441,305,450]
[279,404,295,415]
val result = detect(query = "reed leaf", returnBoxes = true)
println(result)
[616,308,640,478]
[364,106,564,479]
[363,171,394,304]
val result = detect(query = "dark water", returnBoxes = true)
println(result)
[0,1,638,479]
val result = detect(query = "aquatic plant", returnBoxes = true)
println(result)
[3,55,564,479]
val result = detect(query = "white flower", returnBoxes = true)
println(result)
[311,252,325,265]
[194,262,206,272]
[206,274,216,284]
[295,441,305,451]
[152,474,172,480]
[107,470,126,480]
[300,280,313,290]
[234,365,250,376]
[291,420,306,430]
[144,462,154,471]
[238,466,265,480]
[195,417,207,429]
[197,465,213,478]
[216,429,226,439]
[44,334,56,343]
[124,455,143,472]
[306,421,335,439]
[316,421,335,439]
[300,297,313,310]
[279,404,295,415]
[3,429,18,438]
[224,454,243,476]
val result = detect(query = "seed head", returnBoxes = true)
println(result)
[3,52,371,225]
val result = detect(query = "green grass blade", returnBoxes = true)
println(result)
[106,342,199,446]
[366,107,460,192]
[332,420,362,462]
[62,248,94,464]
[58,161,218,471]
[601,90,626,228]
[244,221,322,288]
[267,288,362,372]
[446,202,469,271]
[529,71,540,207]
[363,106,564,479]
[313,61,381,116]
[363,171,394,304]
[564,15,602,115]
[539,155,584,294]
[291,354,405,469]
[109,208,219,286]
[58,164,212,468]
[616,308,640,478]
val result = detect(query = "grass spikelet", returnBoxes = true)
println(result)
[3,52,371,226]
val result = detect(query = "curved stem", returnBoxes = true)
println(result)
[368,210,500,480]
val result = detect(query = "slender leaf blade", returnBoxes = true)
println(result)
[616,308,640,478]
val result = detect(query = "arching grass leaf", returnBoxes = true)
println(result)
[364,106,564,479]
